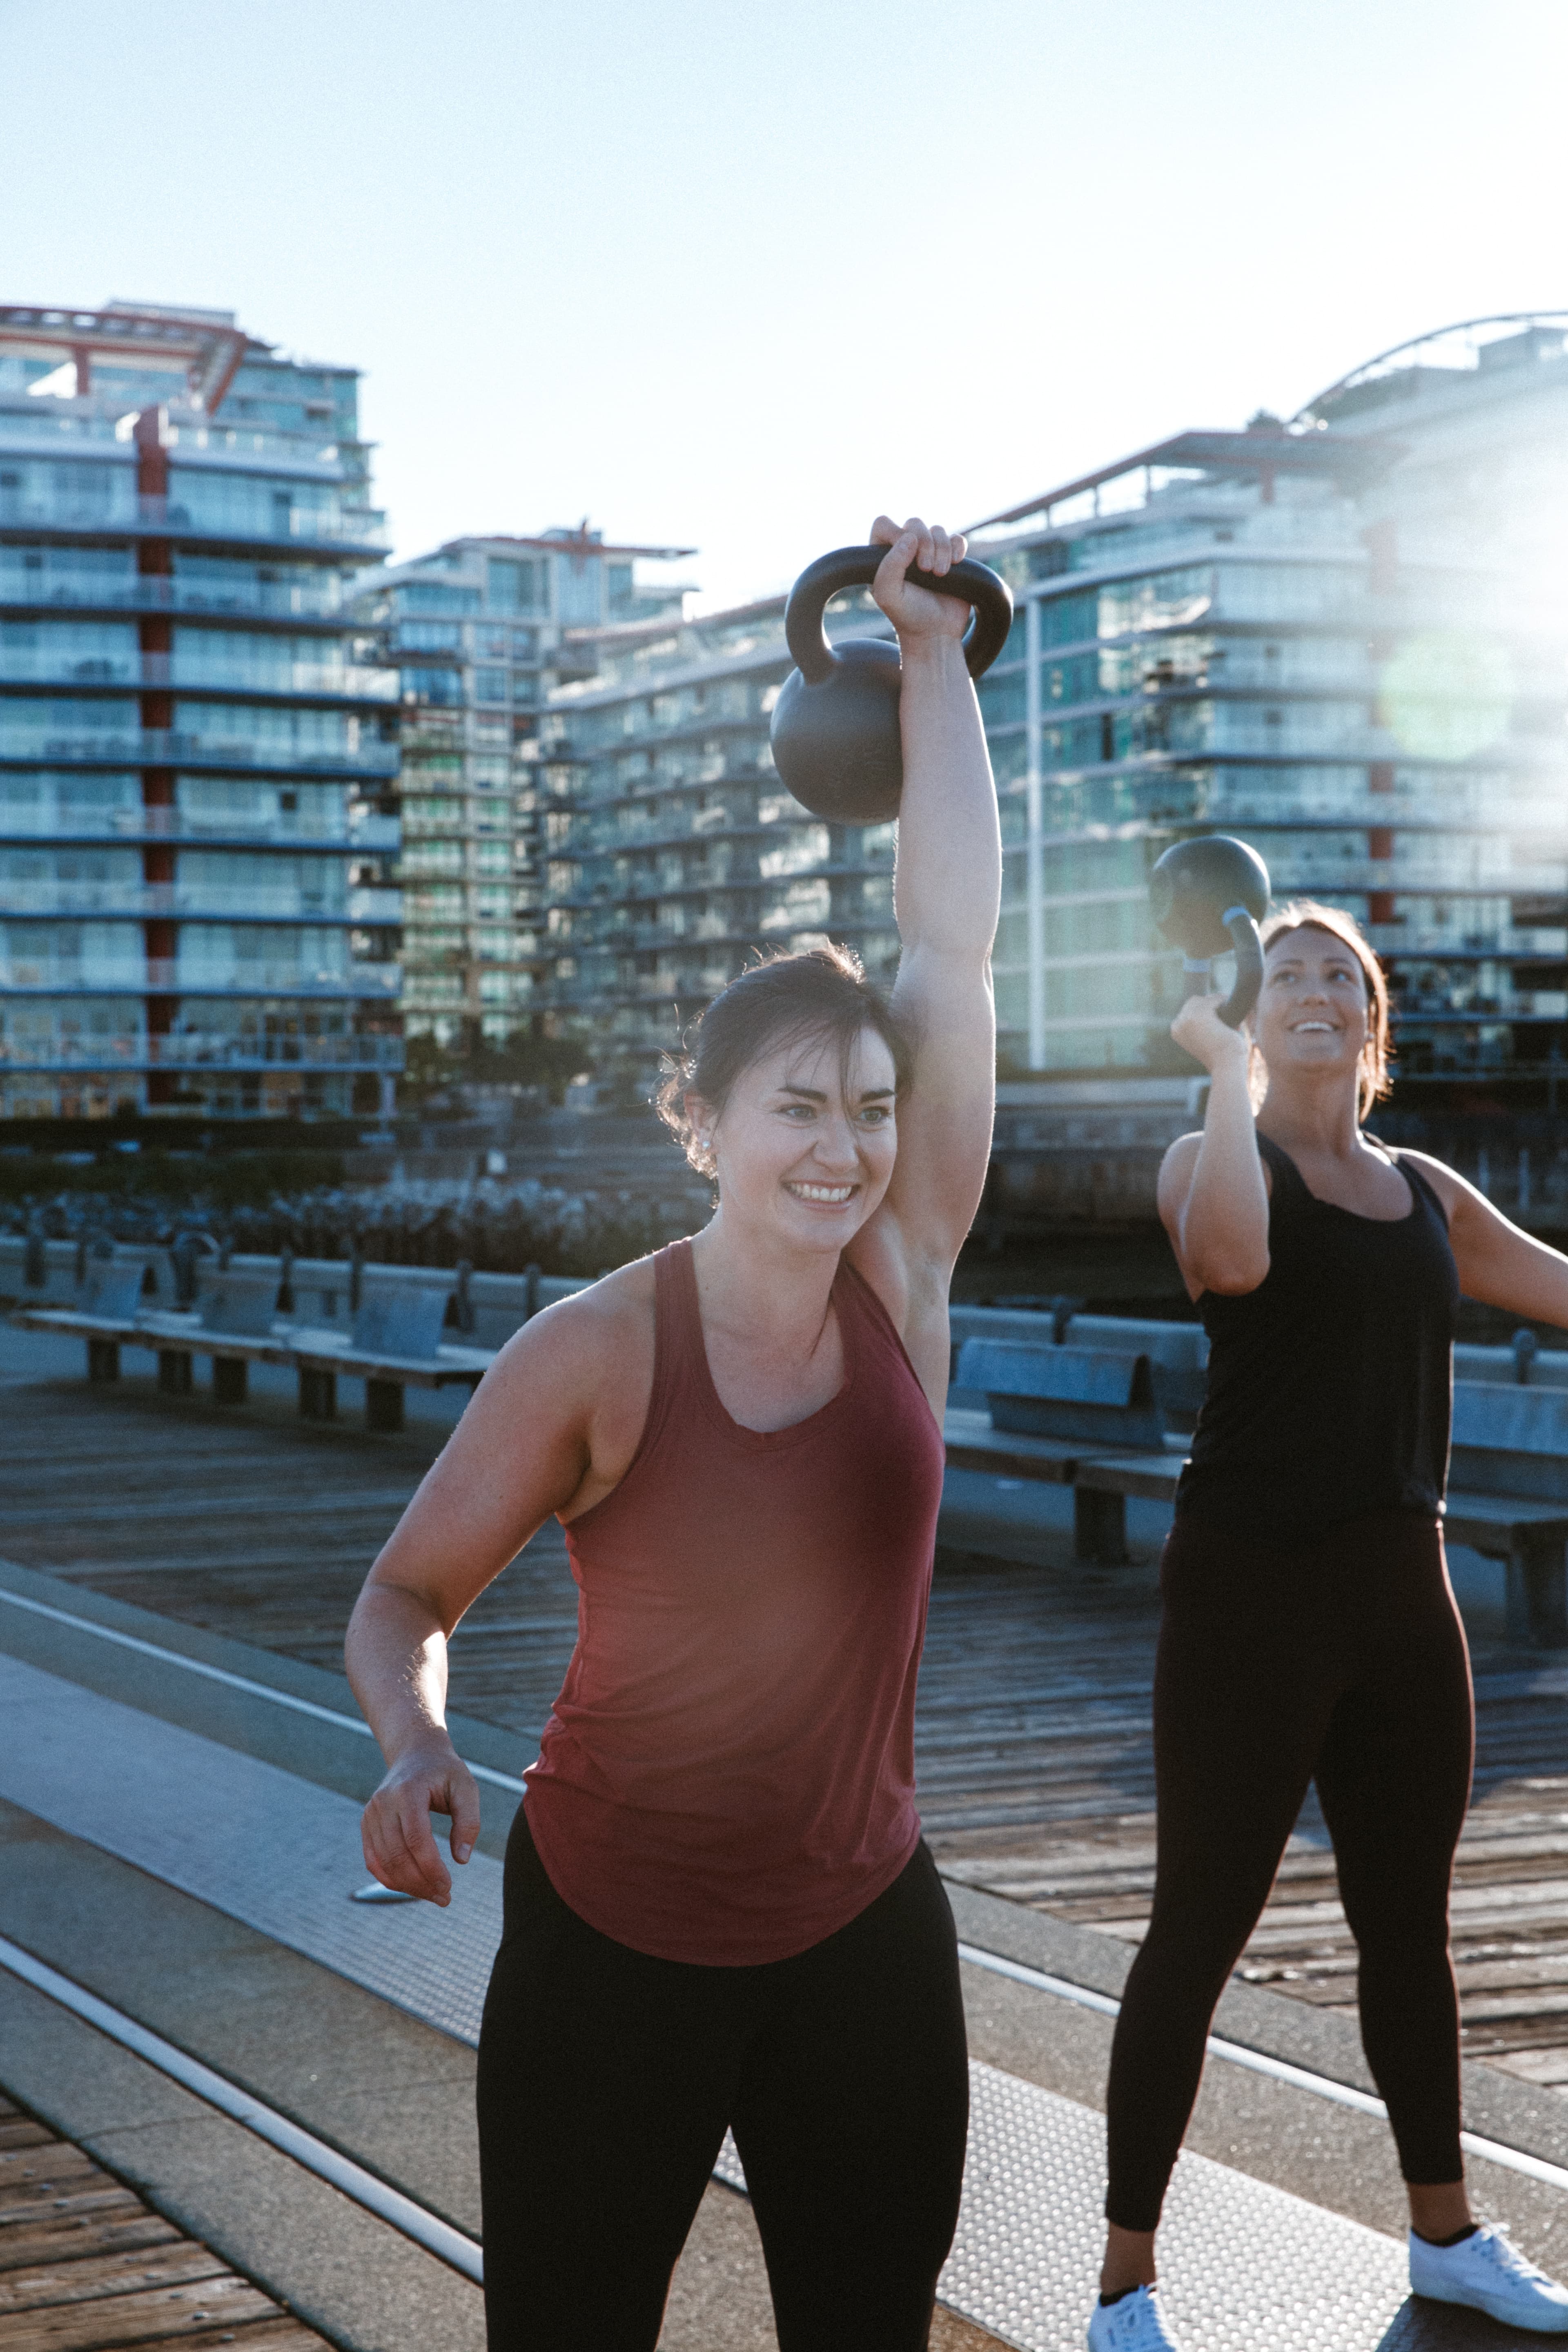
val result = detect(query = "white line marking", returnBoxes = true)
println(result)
[957,1942,1568,2195]
[0,1933,484,2284]
[0,1583,528,1792]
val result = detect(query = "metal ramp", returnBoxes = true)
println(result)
[0,1653,1524,2350]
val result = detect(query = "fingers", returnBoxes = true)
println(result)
[446,1764,482,1866]
[361,1770,462,1906]
[868,516,962,576]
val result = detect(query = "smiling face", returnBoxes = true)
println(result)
[686,1023,899,1256]
[1254,922,1372,1094]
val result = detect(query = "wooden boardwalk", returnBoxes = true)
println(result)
[4,1358,1568,2095]
[0,2091,327,2352]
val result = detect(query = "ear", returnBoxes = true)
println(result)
[684,1093,718,1174]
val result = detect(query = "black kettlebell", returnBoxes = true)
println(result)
[769,544,1014,822]
[1149,835,1271,1030]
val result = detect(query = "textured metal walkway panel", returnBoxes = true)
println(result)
[0,1654,1480,2351]
[0,1653,505,2044]
[719,2070,1411,2352]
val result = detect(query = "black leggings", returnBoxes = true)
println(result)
[1105,1509,1473,2234]
[477,1809,969,2350]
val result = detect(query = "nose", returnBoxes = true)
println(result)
[810,1114,860,1172]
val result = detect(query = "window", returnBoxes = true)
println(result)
[397,621,461,653]
[399,582,480,616]
[487,558,546,615]
[474,669,510,706]
[402,667,463,706]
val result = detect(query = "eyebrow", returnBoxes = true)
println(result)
[777,1084,896,1103]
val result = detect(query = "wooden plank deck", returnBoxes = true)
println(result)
[0,2093,328,2350]
[5,1360,1568,2095]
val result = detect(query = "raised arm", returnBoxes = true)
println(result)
[862,515,1001,1278]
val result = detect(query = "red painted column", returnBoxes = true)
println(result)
[134,409,178,1103]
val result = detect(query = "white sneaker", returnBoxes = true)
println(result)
[1409,2221,1568,2332]
[1087,2283,1183,2350]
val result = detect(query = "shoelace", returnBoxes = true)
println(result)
[1474,2225,1552,2283]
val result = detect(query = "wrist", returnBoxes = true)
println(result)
[897,633,969,679]
[388,1722,457,1772]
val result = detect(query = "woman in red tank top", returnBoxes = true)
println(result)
[346,517,1002,2350]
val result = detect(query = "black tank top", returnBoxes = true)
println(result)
[1176,1131,1459,1541]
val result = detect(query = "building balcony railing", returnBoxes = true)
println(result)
[0,811,400,853]
[1367,927,1568,961]
[0,884,368,921]
[0,728,399,777]
[347,885,401,922]
[0,488,388,552]
[0,1032,404,1074]
[0,653,399,702]
[0,577,349,624]
[0,962,401,999]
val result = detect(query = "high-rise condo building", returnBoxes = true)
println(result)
[967,313,1568,1106]
[0,301,399,1120]
[353,530,693,1048]
[539,590,900,1096]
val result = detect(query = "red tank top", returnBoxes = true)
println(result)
[522,1237,946,1965]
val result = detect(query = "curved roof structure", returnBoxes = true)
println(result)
[1296,312,1568,423]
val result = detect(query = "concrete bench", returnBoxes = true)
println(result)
[954,1338,1169,1560]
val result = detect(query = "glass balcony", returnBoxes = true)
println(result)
[0,882,356,918]
[152,959,401,997]
[0,651,397,701]
[347,885,402,922]
[0,483,386,550]
[0,807,398,852]
[0,1031,403,1072]
[0,960,399,999]
[0,727,399,777]
[0,576,348,622]
[140,494,388,550]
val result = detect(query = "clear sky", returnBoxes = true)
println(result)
[4,0,1564,610]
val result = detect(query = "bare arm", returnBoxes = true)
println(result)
[849,516,1001,1363]
[1399,1151,1568,1327]
[345,1278,649,1902]
[1157,994,1270,1298]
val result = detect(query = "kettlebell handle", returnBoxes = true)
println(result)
[784,544,1013,687]
[1184,906,1265,1031]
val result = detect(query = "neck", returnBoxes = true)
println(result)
[688,1208,841,1348]
[1256,1069,1367,1158]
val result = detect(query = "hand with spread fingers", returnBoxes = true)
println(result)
[869,513,971,645]
[360,1735,481,1907]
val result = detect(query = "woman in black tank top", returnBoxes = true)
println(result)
[1091,903,1568,2352]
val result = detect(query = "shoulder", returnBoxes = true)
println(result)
[1386,1147,1467,1226]
[1156,1128,1272,1194]
[487,1254,657,1396]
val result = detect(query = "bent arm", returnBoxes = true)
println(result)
[345,1303,605,1901]
[1158,999,1270,1297]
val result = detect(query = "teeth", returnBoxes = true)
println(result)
[790,1183,853,1202]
